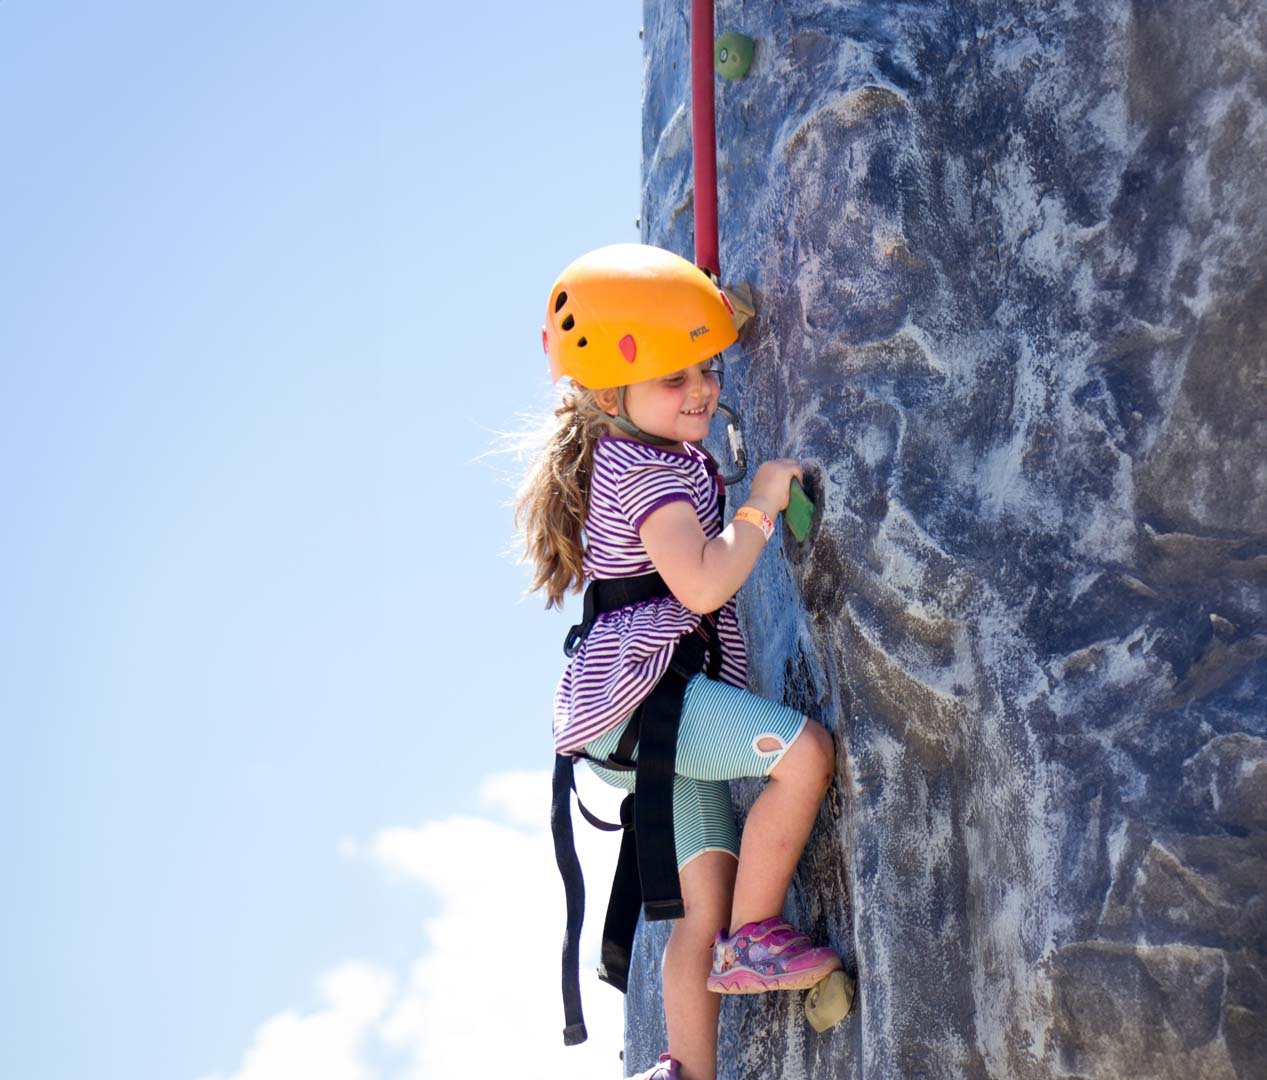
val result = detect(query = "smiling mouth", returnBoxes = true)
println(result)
[682,406,709,416]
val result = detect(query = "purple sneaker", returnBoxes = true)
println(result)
[707,917,842,993]
[628,1053,680,1079]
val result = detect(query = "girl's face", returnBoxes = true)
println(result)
[600,358,723,449]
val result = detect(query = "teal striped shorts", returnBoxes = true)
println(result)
[580,673,808,870]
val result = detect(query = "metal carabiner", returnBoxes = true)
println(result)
[714,400,748,486]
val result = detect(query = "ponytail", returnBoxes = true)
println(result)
[512,384,613,609]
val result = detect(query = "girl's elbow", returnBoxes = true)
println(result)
[667,581,713,615]
[678,584,729,615]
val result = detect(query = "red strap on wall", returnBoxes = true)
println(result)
[691,0,719,278]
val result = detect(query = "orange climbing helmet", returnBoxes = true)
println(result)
[542,243,738,389]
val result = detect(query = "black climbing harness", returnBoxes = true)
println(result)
[551,570,725,1046]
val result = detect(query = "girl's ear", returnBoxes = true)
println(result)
[593,387,619,417]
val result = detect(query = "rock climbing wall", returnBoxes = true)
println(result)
[627,2,1267,1078]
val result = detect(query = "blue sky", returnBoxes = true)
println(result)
[0,3,650,1076]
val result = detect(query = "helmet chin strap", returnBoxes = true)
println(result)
[609,385,682,447]
[606,387,749,485]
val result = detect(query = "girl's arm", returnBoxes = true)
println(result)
[640,459,801,614]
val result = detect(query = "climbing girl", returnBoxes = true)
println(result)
[515,243,842,1080]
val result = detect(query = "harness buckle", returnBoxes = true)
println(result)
[562,579,602,657]
[563,622,587,657]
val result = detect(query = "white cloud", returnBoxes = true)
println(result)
[194,964,395,1080]
[373,767,628,1079]
[199,768,630,1080]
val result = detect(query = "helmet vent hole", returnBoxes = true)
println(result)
[577,337,588,348]
[562,314,575,331]
[554,291,568,313]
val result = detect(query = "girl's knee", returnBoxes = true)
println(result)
[774,719,835,788]
[806,720,836,786]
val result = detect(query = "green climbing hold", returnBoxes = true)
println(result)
[786,478,815,543]
[714,33,754,80]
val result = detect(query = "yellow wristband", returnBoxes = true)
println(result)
[733,505,775,542]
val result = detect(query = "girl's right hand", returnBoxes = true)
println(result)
[748,458,804,514]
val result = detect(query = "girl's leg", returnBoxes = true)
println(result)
[662,850,736,1080]
[585,730,738,1080]
[662,673,838,934]
[728,718,835,932]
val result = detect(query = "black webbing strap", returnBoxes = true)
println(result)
[610,713,640,768]
[596,793,640,992]
[551,753,589,1046]
[702,609,722,680]
[595,623,723,997]
[551,571,726,1045]
[634,630,706,922]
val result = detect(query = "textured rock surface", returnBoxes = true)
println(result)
[625,2,1267,1078]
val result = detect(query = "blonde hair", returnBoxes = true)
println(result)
[512,383,615,609]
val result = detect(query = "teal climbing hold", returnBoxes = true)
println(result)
[786,478,815,543]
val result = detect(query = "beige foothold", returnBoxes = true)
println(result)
[722,282,756,332]
[805,969,855,1032]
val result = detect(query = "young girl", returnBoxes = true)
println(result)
[516,243,841,1080]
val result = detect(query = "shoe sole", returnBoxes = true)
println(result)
[707,956,842,994]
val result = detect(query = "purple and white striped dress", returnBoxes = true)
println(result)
[552,433,748,756]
